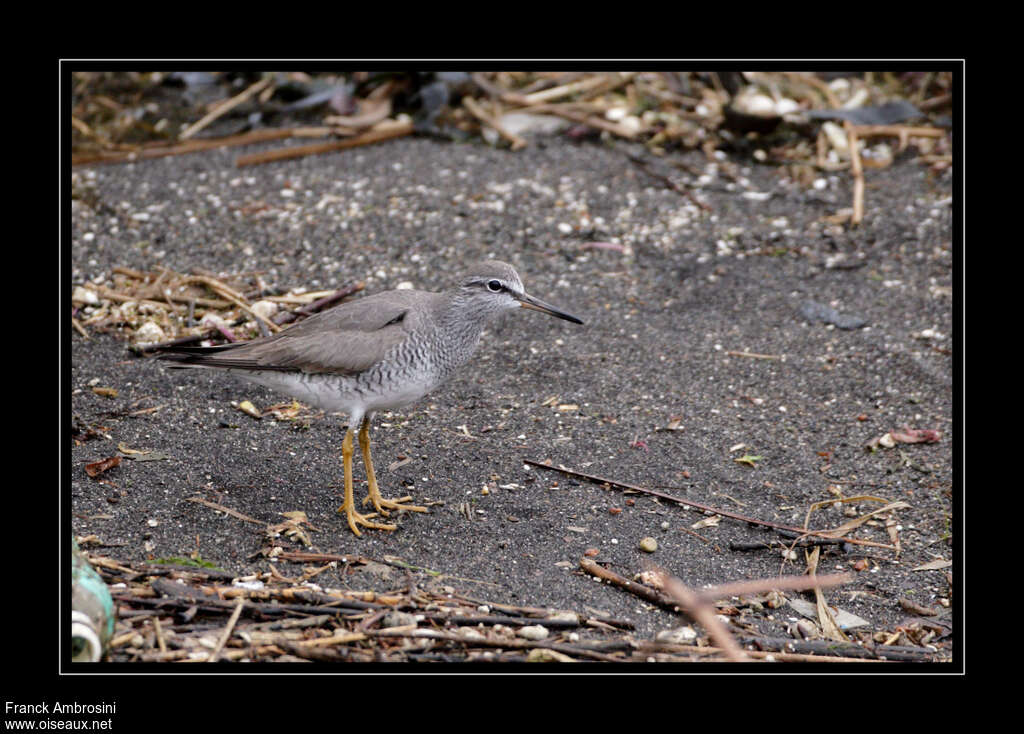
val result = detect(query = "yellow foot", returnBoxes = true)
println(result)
[336,503,397,537]
[362,493,429,516]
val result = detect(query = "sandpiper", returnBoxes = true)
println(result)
[156,260,583,536]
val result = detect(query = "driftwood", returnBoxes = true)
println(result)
[89,550,944,663]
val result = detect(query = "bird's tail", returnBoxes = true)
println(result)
[151,342,246,369]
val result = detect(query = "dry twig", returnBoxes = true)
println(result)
[180,77,273,140]
[462,96,528,150]
[206,599,246,662]
[845,121,865,226]
[235,119,414,167]
[526,460,899,550]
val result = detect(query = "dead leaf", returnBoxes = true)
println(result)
[788,597,869,630]
[867,427,941,450]
[117,443,172,461]
[890,427,941,444]
[267,510,317,547]
[899,597,938,616]
[806,547,848,642]
[657,416,684,431]
[85,456,121,477]
[912,558,952,572]
[91,386,118,398]
[803,495,910,540]
[265,401,306,421]
[691,515,721,529]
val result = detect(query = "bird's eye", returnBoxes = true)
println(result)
[486,280,503,292]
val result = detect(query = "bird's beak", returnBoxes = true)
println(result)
[517,292,584,324]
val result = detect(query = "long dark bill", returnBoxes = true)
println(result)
[517,292,584,324]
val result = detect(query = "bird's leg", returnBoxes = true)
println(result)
[337,426,396,536]
[358,416,428,516]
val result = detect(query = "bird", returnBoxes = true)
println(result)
[155,260,583,536]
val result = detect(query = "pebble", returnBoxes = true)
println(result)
[517,624,549,640]
[250,300,278,320]
[382,611,418,629]
[73,286,99,305]
[638,537,658,553]
[545,611,578,624]
[134,321,165,345]
[655,626,697,644]
[799,300,868,330]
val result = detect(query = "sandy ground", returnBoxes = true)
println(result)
[68,134,955,657]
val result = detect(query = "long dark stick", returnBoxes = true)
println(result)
[524,459,894,550]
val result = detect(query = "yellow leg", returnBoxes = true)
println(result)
[358,416,428,516]
[337,427,396,536]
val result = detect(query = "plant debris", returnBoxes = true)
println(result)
[85,547,943,663]
[71,71,953,227]
[70,264,364,349]
[84,456,121,478]
[866,427,942,450]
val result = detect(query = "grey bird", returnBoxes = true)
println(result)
[155,261,583,536]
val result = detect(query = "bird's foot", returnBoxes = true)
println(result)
[362,493,428,516]
[336,502,397,537]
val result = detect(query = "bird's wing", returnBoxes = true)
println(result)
[160,290,444,375]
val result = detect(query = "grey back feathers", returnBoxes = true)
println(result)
[158,261,531,377]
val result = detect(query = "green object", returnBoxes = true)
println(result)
[71,538,114,662]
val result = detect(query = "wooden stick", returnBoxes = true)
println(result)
[153,615,167,653]
[363,627,625,663]
[206,599,245,662]
[579,557,680,611]
[724,350,782,360]
[518,75,610,105]
[641,641,889,663]
[293,282,365,314]
[72,127,335,167]
[783,72,842,109]
[184,274,280,333]
[274,550,374,565]
[581,557,747,661]
[90,284,188,312]
[295,630,368,648]
[851,124,945,139]
[186,496,264,525]
[657,572,748,661]
[462,96,528,150]
[518,73,633,106]
[736,635,937,662]
[541,106,640,139]
[180,77,273,140]
[72,316,90,339]
[845,121,865,226]
[235,119,414,167]
[525,460,896,550]
[700,572,852,600]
